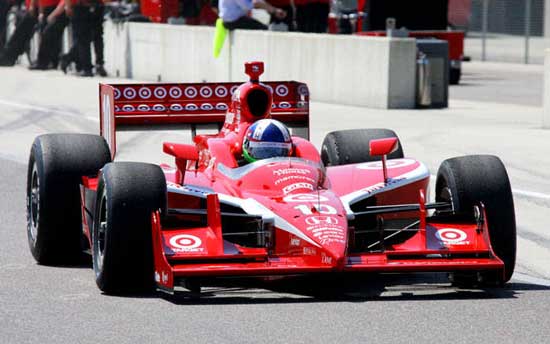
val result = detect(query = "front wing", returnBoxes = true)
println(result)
[150,195,504,292]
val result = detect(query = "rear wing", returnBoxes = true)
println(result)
[99,81,310,159]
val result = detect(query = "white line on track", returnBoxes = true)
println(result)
[512,189,550,200]
[2,98,550,202]
[430,175,550,202]
[0,99,98,122]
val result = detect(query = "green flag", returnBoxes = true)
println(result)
[213,18,228,58]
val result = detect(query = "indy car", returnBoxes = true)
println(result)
[26,62,516,294]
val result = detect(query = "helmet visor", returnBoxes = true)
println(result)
[245,141,292,161]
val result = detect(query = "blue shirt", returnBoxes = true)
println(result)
[219,0,254,23]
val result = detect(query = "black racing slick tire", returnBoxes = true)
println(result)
[449,67,461,85]
[321,128,404,167]
[26,134,111,265]
[435,155,516,286]
[93,162,166,294]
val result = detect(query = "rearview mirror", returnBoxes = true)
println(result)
[369,137,398,157]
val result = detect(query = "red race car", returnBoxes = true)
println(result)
[26,62,516,295]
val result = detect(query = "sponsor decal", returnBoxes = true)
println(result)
[358,178,405,196]
[123,87,136,99]
[304,214,345,244]
[169,234,204,252]
[215,86,228,97]
[321,253,332,264]
[170,104,183,111]
[283,182,314,194]
[154,271,168,284]
[357,159,416,170]
[169,86,182,98]
[138,87,151,99]
[152,104,165,112]
[216,103,228,111]
[284,193,329,203]
[122,104,135,112]
[200,86,213,98]
[114,105,121,113]
[271,103,277,109]
[200,103,214,111]
[273,168,310,176]
[185,86,198,98]
[297,101,307,108]
[186,104,198,111]
[303,247,316,255]
[137,104,150,112]
[278,102,291,109]
[290,238,300,246]
[230,85,239,95]
[113,88,121,100]
[435,228,469,245]
[274,175,316,185]
[275,85,289,97]
[154,87,167,99]
[305,216,339,226]
[297,84,309,96]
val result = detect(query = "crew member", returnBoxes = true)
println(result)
[0,0,12,49]
[62,0,104,76]
[219,0,287,30]
[0,0,37,66]
[29,0,69,70]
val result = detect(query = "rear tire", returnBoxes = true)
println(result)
[435,155,516,286]
[321,128,404,167]
[26,134,111,265]
[449,67,461,85]
[93,162,166,294]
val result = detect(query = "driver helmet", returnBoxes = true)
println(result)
[242,119,292,163]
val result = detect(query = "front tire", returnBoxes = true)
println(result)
[26,134,111,264]
[93,162,166,294]
[436,155,516,286]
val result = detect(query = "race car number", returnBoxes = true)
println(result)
[294,204,337,215]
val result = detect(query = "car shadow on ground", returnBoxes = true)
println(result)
[159,273,550,305]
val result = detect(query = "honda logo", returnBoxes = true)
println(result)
[305,216,339,226]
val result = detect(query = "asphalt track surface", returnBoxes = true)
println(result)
[1,63,550,344]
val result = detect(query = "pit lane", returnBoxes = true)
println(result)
[1,63,550,343]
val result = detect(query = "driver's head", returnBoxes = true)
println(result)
[242,119,292,163]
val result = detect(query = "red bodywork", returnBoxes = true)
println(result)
[85,62,502,292]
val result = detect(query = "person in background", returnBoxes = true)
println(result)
[219,0,286,30]
[0,0,12,49]
[296,0,329,33]
[0,0,37,65]
[266,0,294,31]
[60,0,105,77]
[29,0,68,69]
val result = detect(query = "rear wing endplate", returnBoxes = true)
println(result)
[99,81,310,159]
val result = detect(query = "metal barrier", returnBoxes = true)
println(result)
[466,0,545,64]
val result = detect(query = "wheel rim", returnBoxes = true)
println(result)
[438,185,455,213]
[94,190,108,275]
[27,164,40,244]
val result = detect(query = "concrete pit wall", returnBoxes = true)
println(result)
[104,22,417,109]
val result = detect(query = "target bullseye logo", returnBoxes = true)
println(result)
[435,228,468,243]
[169,234,202,251]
